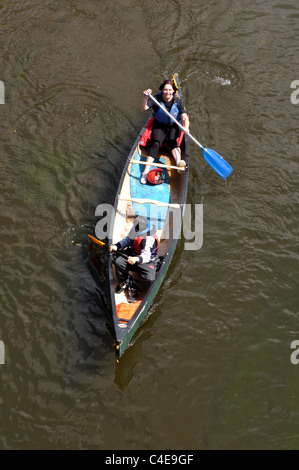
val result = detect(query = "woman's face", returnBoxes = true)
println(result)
[162,84,174,101]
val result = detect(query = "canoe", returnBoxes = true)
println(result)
[108,73,189,357]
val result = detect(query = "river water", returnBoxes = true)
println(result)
[0,0,298,450]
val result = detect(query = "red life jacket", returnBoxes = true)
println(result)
[131,233,160,257]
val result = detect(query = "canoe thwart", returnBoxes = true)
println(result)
[130,159,185,171]
[118,196,181,209]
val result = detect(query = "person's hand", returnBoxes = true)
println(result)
[143,88,152,97]
[127,256,139,265]
[109,245,117,252]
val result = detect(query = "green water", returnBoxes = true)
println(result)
[0,0,298,450]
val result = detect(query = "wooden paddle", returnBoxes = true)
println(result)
[88,235,128,259]
[148,93,233,179]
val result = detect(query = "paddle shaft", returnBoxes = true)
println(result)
[148,93,203,150]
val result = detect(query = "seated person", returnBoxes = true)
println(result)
[140,79,189,184]
[109,215,159,303]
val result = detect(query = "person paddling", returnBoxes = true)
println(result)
[109,215,159,303]
[140,79,189,184]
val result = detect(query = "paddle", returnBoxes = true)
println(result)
[88,235,128,259]
[148,93,233,179]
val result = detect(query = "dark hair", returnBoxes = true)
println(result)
[158,79,178,94]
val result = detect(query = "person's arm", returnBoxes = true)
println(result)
[127,256,140,265]
[109,237,131,252]
[177,98,189,133]
[140,88,152,111]
[181,112,190,133]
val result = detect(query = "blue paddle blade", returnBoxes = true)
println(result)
[202,147,233,179]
